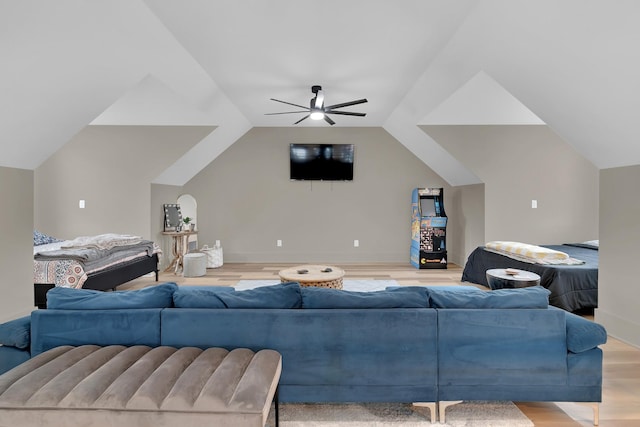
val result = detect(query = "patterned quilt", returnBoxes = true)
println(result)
[34,238,161,288]
[33,259,86,288]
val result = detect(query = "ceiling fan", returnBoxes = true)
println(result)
[266,85,367,125]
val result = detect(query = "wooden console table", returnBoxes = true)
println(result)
[162,231,198,274]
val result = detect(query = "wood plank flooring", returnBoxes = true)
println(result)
[122,262,640,426]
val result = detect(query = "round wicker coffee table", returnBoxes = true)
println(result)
[278,265,345,289]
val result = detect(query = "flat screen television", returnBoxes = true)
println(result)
[290,143,354,181]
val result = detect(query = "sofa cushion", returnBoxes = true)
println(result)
[301,286,430,308]
[549,306,608,353]
[173,282,302,309]
[0,316,31,349]
[172,286,236,308]
[46,282,177,310]
[0,346,31,375]
[428,285,550,309]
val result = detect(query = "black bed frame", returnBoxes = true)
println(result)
[34,253,159,309]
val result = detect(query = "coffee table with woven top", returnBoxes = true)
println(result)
[278,264,345,289]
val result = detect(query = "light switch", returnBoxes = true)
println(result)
[531,200,537,209]
[79,200,85,209]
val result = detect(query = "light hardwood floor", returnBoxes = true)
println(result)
[122,262,640,427]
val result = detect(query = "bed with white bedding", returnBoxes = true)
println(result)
[33,232,160,309]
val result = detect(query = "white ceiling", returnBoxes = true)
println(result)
[2,1,639,186]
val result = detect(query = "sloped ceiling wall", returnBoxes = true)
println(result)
[2,1,639,185]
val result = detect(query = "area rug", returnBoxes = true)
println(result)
[265,401,533,427]
[234,279,399,291]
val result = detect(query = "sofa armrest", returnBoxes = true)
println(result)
[0,316,31,349]
[0,346,30,375]
[549,307,607,353]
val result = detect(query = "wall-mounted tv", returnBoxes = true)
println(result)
[290,143,354,181]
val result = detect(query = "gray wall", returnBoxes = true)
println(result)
[0,166,34,321]
[423,125,599,245]
[182,127,470,264]
[596,165,640,347]
[34,125,213,240]
[447,183,485,261]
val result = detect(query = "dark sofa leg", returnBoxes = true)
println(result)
[275,386,279,427]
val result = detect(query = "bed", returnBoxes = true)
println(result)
[461,242,598,312]
[33,232,160,309]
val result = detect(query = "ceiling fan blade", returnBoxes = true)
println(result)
[270,98,310,110]
[325,111,366,117]
[324,98,368,110]
[314,90,324,109]
[294,115,310,125]
[264,111,309,115]
[324,115,336,126]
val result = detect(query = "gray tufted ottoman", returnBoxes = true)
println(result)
[0,345,281,427]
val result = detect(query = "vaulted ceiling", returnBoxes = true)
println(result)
[2,1,638,186]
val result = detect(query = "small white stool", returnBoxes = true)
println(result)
[183,253,207,277]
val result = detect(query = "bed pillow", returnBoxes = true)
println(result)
[485,241,570,264]
[172,286,236,308]
[301,286,430,308]
[427,285,550,309]
[0,316,31,349]
[33,230,63,246]
[46,282,178,310]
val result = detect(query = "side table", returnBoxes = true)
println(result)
[486,268,541,290]
[278,265,345,289]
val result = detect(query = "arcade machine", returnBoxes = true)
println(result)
[410,188,448,269]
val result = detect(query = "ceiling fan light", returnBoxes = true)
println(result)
[310,110,325,120]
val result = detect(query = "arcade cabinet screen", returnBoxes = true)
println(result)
[420,198,437,217]
[290,143,354,181]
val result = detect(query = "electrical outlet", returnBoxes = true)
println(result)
[531,199,538,209]
[354,239,359,247]
[215,240,220,247]
[277,239,282,247]
[79,200,85,209]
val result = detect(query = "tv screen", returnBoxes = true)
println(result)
[290,144,354,181]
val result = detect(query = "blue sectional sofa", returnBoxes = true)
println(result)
[0,282,607,419]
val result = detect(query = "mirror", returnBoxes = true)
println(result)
[177,194,197,230]
[163,204,182,231]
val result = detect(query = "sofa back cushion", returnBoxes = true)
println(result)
[172,286,235,308]
[46,282,177,310]
[437,308,567,392]
[31,309,162,356]
[301,286,430,308]
[172,282,302,309]
[160,307,439,402]
[427,285,550,309]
